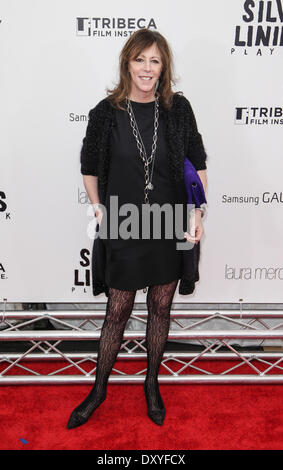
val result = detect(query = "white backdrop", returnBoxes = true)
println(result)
[1,0,283,303]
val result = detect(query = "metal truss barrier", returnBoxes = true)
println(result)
[1,305,283,384]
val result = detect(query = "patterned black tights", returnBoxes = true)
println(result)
[67,279,178,429]
[144,279,178,424]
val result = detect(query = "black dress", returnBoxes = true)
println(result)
[101,99,184,291]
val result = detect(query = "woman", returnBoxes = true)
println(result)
[67,28,208,429]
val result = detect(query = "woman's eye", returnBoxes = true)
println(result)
[135,58,160,64]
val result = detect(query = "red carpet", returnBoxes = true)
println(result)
[1,360,283,450]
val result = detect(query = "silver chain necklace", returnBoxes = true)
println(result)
[126,96,159,204]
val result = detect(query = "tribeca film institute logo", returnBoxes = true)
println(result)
[231,0,283,56]
[76,17,157,37]
[235,106,283,124]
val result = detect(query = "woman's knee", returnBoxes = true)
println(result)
[106,288,136,323]
[146,282,177,314]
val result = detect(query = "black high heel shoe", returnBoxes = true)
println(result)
[66,392,107,429]
[67,409,89,429]
[143,379,166,426]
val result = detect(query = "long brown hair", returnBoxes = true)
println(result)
[106,28,177,110]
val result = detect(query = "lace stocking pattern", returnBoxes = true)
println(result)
[67,280,178,429]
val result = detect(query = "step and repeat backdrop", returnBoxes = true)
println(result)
[1,0,283,303]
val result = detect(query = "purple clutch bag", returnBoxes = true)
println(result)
[184,157,207,208]
[178,157,207,296]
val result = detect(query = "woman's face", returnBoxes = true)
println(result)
[128,43,162,100]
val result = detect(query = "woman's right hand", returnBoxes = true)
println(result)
[93,206,103,226]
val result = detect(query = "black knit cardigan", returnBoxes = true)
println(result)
[80,92,208,296]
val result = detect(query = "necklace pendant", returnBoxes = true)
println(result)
[147,182,154,190]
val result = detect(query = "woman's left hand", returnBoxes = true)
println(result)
[184,210,204,244]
